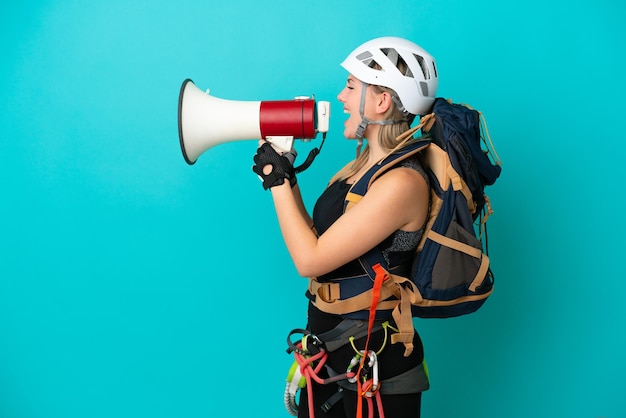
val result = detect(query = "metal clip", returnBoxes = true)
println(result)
[346,354,361,383]
[361,351,380,397]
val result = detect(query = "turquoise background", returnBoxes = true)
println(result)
[1,1,624,417]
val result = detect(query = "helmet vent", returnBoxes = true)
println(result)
[381,48,414,78]
[414,54,431,80]
[356,51,381,71]
[419,81,429,97]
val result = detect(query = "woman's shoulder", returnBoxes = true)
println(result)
[369,163,428,198]
[394,155,429,185]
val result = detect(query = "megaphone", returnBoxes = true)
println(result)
[178,79,330,165]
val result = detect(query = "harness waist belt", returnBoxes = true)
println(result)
[307,275,399,320]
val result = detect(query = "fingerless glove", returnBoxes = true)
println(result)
[252,143,297,190]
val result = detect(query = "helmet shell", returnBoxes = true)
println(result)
[340,37,438,115]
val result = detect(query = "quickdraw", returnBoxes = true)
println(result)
[285,329,357,417]
[284,264,391,418]
[285,337,389,418]
[347,350,385,417]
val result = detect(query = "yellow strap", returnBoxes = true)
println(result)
[428,230,482,259]
[422,144,449,191]
[459,179,476,215]
[308,278,399,315]
[478,110,503,167]
[309,270,492,355]
[414,288,493,307]
[345,192,364,205]
[481,194,494,224]
[422,144,475,214]
[390,283,416,357]
[308,275,423,356]
[454,102,502,167]
[426,230,490,292]
[308,280,342,303]
[447,165,463,192]
[469,253,490,292]
[372,113,433,164]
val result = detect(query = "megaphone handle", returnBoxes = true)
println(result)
[266,136,294,153]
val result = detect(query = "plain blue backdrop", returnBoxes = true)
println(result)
[1,1,624,417]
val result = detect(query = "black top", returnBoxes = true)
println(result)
[312,157,428,282]
[305,157,428,359]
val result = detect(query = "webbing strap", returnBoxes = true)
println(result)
[457,176,476,214]
[415,287,494,307]
[310,276,493,308]
[448,165,463,191]
[358,245,421,358]
[356,263,387,418]
[308,278,399,315]
[390,284,415,357]
[343,139,431,214]
[367,265,387,331]
[317,319,384,352]
[470,253,490,292]
[309,256,424,357]
[344,192,364,213]
[428,230,482,258]
[336,361,430,394]
[427,230,490,291]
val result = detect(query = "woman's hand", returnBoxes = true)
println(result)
[252,142,297,190]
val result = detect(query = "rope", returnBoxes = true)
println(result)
[355,263,388,418]
[286,264,392,418]
[290,340,357,418]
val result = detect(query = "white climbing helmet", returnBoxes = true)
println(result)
[340,37,438,116]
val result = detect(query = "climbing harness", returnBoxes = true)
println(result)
[284,319,430,417]
[285,328,390,417]
[284,265,397,418]
[285,329,358,417]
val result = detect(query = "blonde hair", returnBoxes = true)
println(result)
[332,54,423,182]
[332,84,416,182]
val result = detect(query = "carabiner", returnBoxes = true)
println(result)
[346,354,361,383]
[361,351,380,397]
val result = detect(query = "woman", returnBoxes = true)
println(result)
[253,37,438,418]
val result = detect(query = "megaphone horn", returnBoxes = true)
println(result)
[177,79,330,165]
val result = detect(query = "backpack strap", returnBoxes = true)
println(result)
[344,139,430,212]
[357,247,422,357]
[308,139,431,357]
[345,138,431,357]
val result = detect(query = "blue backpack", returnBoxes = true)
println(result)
[344,98,502,319]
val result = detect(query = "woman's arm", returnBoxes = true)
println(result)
[290,183,314,230]
[270,167,429,278]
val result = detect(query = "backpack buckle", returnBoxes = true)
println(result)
[317,282,341,303]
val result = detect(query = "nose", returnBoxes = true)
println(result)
[337,87,347,103]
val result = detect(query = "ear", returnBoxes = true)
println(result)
[374,91,393,115]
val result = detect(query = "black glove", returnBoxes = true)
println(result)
[252,143,297,190]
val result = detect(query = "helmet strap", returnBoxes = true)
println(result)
[355,82,411,147]
[355,138,364,158]
[390,94,413,121]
